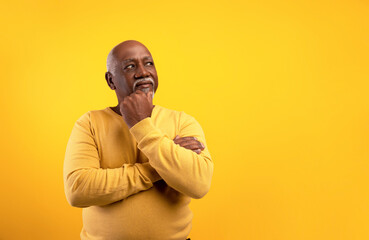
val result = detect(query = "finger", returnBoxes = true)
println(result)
[176,139,204,149]
[179,144,202,154]
[181,143,204,150]
[173,137,198,143]
[132,89,141,95]
[176,139,203,149]
[134,89,145,95]
[174,138,198,146]
[121,98,130,107]
[174,135,179,140]
[147,91,153,104]
[178,140,203,148]
[123,94,132,101]
[177,142,204,150]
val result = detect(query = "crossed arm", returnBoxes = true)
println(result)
[65,91,213,208]
[129,116,213,199]
[63,113,213,208]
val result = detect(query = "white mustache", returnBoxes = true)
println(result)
[132,77,155,100]
[132,78,155,92]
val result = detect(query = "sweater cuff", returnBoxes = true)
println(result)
[129,117,158,143]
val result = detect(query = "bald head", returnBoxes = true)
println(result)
[106,40,151,74]
[105,40,158,101]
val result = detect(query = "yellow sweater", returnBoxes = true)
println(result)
[63,105,214,240]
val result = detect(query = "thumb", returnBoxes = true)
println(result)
[174,135,179,140]
[147,91,153,103]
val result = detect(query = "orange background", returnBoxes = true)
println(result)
[1,0,369,239]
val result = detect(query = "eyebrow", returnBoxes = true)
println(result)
[122,58,134,64]
[122,56,153,64]
[143,56,153,60]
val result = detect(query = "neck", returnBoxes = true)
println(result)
[110,105,122,116]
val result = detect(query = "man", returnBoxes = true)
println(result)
[63,40,214,240]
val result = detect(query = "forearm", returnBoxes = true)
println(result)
[64,162,161,208]
[64,112,162,208]
[130,118,214,199]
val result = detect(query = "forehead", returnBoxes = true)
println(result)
[114,43,152,62]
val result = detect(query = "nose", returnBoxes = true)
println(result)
[134,63,150,78]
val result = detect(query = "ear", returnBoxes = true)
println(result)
[105,72,116,90]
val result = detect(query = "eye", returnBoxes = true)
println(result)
[145,62,153,66]
[125,64,134,69]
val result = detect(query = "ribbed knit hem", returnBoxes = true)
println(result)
[129,117,157,142]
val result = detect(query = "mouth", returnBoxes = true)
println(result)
[136,84,153,93]
[136,82,153,88]
[133,78,155,93]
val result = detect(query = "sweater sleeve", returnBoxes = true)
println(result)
[129,113,214,199]
[63,112,161,208]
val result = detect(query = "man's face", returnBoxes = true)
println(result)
[106,41,158,101]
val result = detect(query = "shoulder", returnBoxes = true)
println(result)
[155,105,194,118]
[74,107,115,130]
[157,105,204,133]
[78,107,117,121]
[154,105,197,125]
[154,105,181,117]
